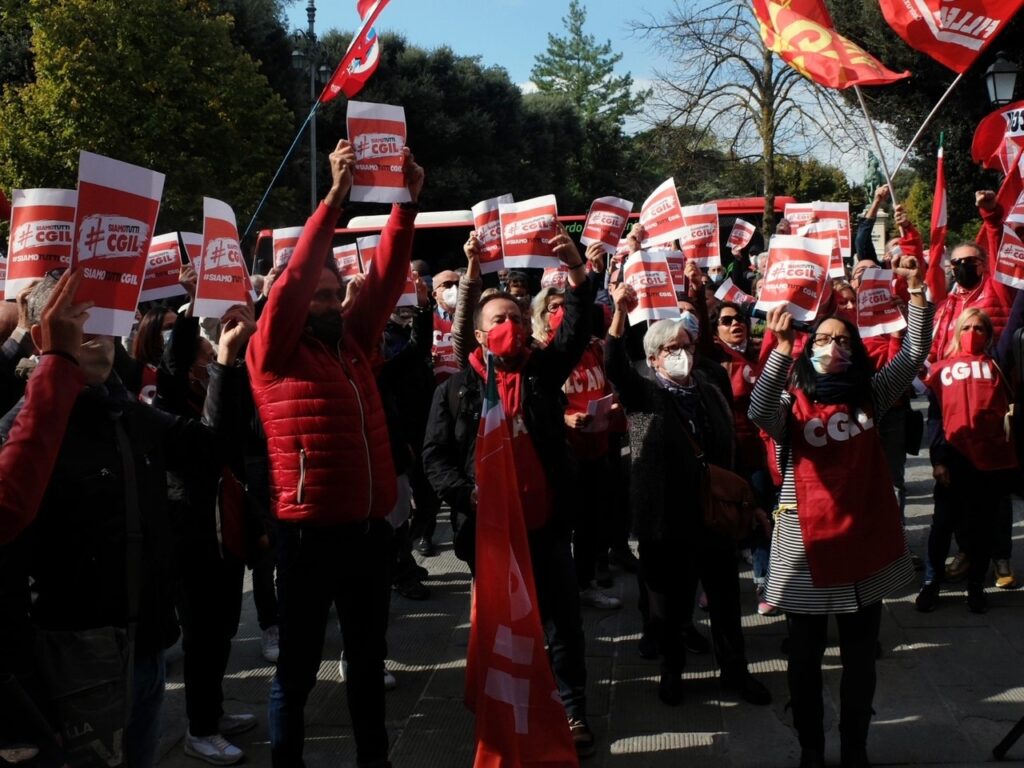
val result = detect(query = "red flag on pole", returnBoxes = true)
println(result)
[926,143,949,304]
[878,0,1024,73]
[972,100,1024,174]
[753,0,910,88]
[320,0,391,103]
[465,358,579,768]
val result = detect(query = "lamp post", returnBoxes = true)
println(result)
[291,0,332,213]
[984,52,1020,108]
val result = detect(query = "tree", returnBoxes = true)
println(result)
[531,0,649,127]
[632,0,866,231]
[0,0,295,232]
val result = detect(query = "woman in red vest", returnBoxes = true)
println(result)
[748,258,932,768]
[917,308,1017,614]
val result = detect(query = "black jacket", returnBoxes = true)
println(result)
[422,278,595,560]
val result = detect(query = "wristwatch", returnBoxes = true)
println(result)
[906,286,924,295]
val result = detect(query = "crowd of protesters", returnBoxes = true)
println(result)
[0,135,1022,768]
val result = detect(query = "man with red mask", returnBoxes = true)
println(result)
[422,227,597,757]
[246,138,423,768]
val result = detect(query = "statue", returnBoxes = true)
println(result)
[863,153,885,199]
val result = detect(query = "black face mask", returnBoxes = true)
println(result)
[307,310,344,346]
[952,261,982,289]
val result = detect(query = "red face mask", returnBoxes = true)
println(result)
[546,306,565,340]
[487,319,524,359]
[961,330,987,356]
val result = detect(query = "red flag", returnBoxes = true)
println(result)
[465,358,579,768]
[972,100,1024,174]
[753,0,910,88]
[879,0,1024,73]
[320,0,391,102]
[927,144,949,304]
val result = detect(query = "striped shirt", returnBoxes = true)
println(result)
[748,303,934,614]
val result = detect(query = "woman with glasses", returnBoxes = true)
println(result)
[748,257,932,768]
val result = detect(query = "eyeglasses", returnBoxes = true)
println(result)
[437,280,458,289]
[660,343,695,355]
[719,315,742,326]
[812,333,852,349]
[950,258,981,267]
[546,303,564,314]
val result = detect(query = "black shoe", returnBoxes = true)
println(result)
[568,717,595,758]
[658,668,683,706]
[799,748,827,768]
[638,632,659,660]
[780,636,790,655]
[840,745,871,768]
[394,577,430,600]
[683,623,710,654]
[967,583,988,614]
[915,582,940,613]
[721,670,772,706]
[608,547,640,573]
[414,537,435,556]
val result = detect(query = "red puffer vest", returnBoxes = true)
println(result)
[930,274,1010,364]
[247,202,417,525]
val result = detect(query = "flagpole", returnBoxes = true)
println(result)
[891,72,965,178]
[854,85,900,210]
[242,101,321,241]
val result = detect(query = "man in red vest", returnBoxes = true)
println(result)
[246,138,424,768]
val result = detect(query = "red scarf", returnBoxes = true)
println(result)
[469,346,531,417]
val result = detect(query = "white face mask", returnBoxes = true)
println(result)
[79,336,115,386]
[810,342,851,375]
[161,329,173,346]
[662,349,693,382]
[441,286,458,310]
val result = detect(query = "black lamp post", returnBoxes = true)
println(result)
[291,0,332,213]
[985,52,1019,107]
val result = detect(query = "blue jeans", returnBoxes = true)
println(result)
[127,651,166,768]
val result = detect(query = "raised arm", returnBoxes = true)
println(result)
[977,190,1015,308]
[748,306,795,442]
[604,282,653,412]
[452,232,483,368]
[535,225,594,387]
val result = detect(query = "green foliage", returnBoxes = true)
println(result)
[0,0,295,232]
[530,0,649,127]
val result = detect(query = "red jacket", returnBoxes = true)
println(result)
[930,273,1010,363]
[246,202,416,525]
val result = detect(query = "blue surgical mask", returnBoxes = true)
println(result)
[680,310,700,342]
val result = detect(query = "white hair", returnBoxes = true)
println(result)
[643,318,690,361]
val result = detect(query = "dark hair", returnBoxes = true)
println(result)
[790,314,873,407]
[132,307,174,366]
[710,301,750,330]
[473,290,520,328]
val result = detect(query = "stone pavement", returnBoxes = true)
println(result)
[157,448,1024,768]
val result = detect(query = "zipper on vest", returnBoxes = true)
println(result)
[337,343,373,519]
[297,448,306,504]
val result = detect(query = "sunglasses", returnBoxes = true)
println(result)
[719,315,742,326]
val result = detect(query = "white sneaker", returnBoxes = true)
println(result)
[184,732,243,765]
[383,665,397,691]
[218,713,257,736]
[579,586,622,610]
[261,625,279,664]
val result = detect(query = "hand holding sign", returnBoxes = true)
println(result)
[325,139,356,209]
[550,222,583,272]
[765,306,795,356]
[611,282,638,314]
[893,255,923,288]
[38,269,93,360]
[403,148,425,203]
[976,190,996,212]
[217,296,257,365]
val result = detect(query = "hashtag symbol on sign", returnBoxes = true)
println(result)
[82,222,105,257]
[16,228,33,250]
[355,137,370,156]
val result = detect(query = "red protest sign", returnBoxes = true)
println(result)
[272,227,304,268]
[994,224,1024,290]
[624,250,680,325]
[1007,189,1024,227]
[194,197,255,319]
[714,277,756,307]
[798,220,845,278]
[499,195,559,269]
[580,196,632,254]
[856,267,906,337]
[541,265,569,289]
[972,99,1024,174]
[5,188,76,299]
[783,202,814,228]
[140,233,185,302]
[356,234,380,272]
[180,232,202,264]
[755,235,832,322]
[347,100,410,204]
[396,266,418,307]
[334,243,361,281]
[663,249,687,299]
[680,203,720,267]
[727,219,756,251]
[472,194,514,275]
[71,152,164,336]
[638,178,686,249]
[812,201,851,259]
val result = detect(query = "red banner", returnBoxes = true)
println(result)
[879,0,1024,73]
[928,145,950,304]
[784,202,815,229]
[272,227,304,269]
[812,201,851,259]
[320,0,391,102]
[994,224,1024,289]
[347,101,410,204]
[727,218,756,251]
[972,100,1024,174]
[499,195,559,270]
[140,233,185,302]
[638,178,686,249]
[71,152,164,336]
[580,196,632,254]
[856,267,907,337]
[797,220,845,278]
[755,235,832,322]
[680,203,720,267]
[624,250,680,325]
[714,277,756,307]
[334,243,362,281]
[472,194,514,275]
[754,0,910,88]
[194,197,255,319]
[664,249,687,299]
[5,188,76,299]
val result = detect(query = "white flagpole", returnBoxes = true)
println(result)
[854,85,900,210]
[891,72,965,178]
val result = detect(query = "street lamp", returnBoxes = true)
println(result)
[291,0,332,213]
[984,52,1019,107]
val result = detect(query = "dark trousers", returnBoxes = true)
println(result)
[268,519,392,768]
[993,495,1014,561]
[571,454,611,588]
[408,458,440,543]
[787,604,882,754]
[688,530,748,676]
[606,434,632,554]
[179,541,245,737]
[529,525,588,720]
[252,517,279,631]
[638,539,690,673]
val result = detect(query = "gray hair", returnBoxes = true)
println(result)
[25,273,62,327]
[530,286,565,345]
[643,317,689,360]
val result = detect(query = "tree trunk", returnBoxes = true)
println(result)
[761,49,776,238]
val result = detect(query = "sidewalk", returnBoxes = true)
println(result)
[157,450,1024,768]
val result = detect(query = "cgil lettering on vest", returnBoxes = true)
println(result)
[803,409,875,448]
[940,359,993,386]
